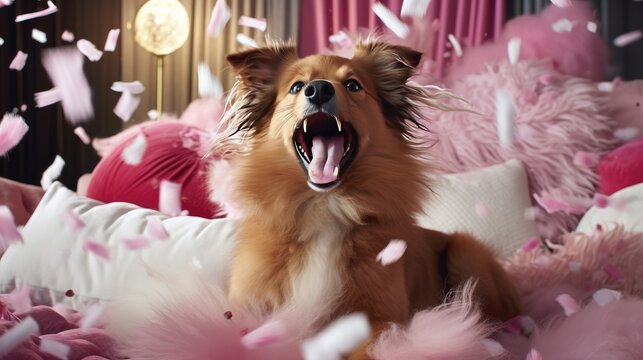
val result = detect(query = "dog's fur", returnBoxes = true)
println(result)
[217,40,521,359]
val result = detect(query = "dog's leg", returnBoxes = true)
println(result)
[442,232,522,321]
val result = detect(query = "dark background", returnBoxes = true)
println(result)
[1,0,642,189]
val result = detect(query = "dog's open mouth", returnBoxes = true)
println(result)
[292,112,358,191]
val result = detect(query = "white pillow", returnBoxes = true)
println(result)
[576,182,643,235]
[0,182,237,308]
[416,159,539,257]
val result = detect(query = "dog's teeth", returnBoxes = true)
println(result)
[333,166,339,177]
[335,116,342,132]
[303,119,308,133]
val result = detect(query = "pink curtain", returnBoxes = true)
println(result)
[298,0,506,76]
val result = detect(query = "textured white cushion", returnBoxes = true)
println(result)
[576,182,643,235]
[416,159,539,256]
[0,182,237,308]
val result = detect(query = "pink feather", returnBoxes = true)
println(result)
[64,209,85,231]
[82,239,111,262]
[9,51,28,71]
[0,113,29,156]
[122,236,152,250]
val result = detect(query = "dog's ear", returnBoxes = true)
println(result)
[226,42,298,134]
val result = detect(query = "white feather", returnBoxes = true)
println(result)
[495,89,516,148]
[507,37,521,65]
[447,34,463,57]
[121,134,147,165]
[400,0,431,18]
[301,313,371,360]
[593,288,622,306]
[40,155,65,190]
[551,18,574,33]
[373,2,409,39]
[236,33,258,48]
[0,316,39,356]
[198,62,223,98]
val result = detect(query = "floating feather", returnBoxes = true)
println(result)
[0,113,29,156]
[400,0,431,18]
[236,33,258,48]
[77,39,103,62]
[6,285,31,314]
[241,320,288,349]
[40,155,65,190]
[61,30,74,42]
[592,288,622,306]
[9,51,28,71]
[15,1,57,22]
[111,80,145,95]
[376,239,408,266]
[121,133,147,165]
[550,0,572,8]
[301,313,370,360]
[0,317,39,357]
[198,63,223,98]
[39,339,70,360]
[0,206,22,249]
[495,89,516,148]
[373,2,409,39]
[159,180,184,217]
[113,91,141,122]
[31,28,47,43]
[103,29,120,52]
[34,88,62,108]
[555,294,580,316]
[507,37,521,64]
[208,0,231,37]
[613,30,642,47]
[79,303,104,328]
[448,34,463,57]
[238,16,267,31]
[73,126,91,145]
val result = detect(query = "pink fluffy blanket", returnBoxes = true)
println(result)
[3,227,639,359]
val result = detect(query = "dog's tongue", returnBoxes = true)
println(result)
[309,136,344,184]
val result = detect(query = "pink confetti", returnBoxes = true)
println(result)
[77,39,103,62]
[0,206,23,250]
[603,263,624,282]
[159,180,184,216]
[241,320,288,349]
[34,88,62,108]
[113,91,141,122]
[41,47,94,124]
[534,189,591,214]
[373,2,409,38]
[208,0,231,36]
[9,51,28,71]
[64,209,85,231]
[526,348,543,360]
[82,239,111,261]
[61,30,74,42]
[0,113,29,156]
[593,193,609,208]
[40,155,65,190]
[40,339,70,360]
[238,16,267,31]
[613,30,643,48]
[592,288,622,306]
[573,151,600,168]
[474,203,491,218]
[481,339,505,357]
[376,239,407,266]
[0,317,39,357]
[146,216,169,240]
[6,285,31,314]
[521,237,541,252]
[555,294,580,316]
[15,1,58,22]
[122,236,152,250]
[103,29,120,52]
[79,303,104,329]
[73,126,91,145]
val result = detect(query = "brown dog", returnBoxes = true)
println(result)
[217,40,521,359]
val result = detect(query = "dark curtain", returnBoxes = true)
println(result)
[0,1,122,189]
[507,0,643,80]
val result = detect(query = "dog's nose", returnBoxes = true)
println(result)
[304,80,335,106]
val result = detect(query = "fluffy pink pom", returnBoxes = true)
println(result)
[0,113,29,156]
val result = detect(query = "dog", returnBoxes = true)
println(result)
[218,40,521,359]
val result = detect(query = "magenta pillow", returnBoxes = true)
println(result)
[598,138,643,196]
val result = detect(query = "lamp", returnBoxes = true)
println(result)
[134,0,190,114]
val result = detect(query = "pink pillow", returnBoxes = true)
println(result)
[598,138,643,196]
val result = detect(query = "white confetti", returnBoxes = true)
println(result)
[15,1,57,22]
[597,81,614,92]
[614,127,640,142]
[103,29,120,52]
[495,89,516,148]
[31,28,47,43]
[113,91,141,122]
[373,2,409,39]
[147,109,158,120]
[208,0,231,36]
[77,39,103,62]
[61,30,74,42]
[587,21,597,33]
[552,18,574,32]
[0,317,39,357]
[198,63,223,98]
[614,30,642,47]
[236,33,258,48]
[329,31,351,47]
[447,34,463,57]
[40,339,70,360]
[507,37,521,64]
[400,0,432,18]
[73,126,91,145]
[238,16,267,31]
[301,313,370,360]
[159,180,184,217]
[592,288,622,306]
[111,80,145,95]
[9,51,28,71]
[40,155,65,190]
[121,134,147,165]
[550,0,572,7]
[376,239,407,266]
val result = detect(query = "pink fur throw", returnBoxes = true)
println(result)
[423,60,620,238]
[447,1,607,82]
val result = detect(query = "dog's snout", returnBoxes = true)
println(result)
[304,80,335,106]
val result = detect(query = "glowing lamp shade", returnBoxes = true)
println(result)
[134,0,190,56]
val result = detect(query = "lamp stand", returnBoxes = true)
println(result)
[156,55,164,115]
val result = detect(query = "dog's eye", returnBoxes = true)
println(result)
[345,79,362,92]
[289,81,305,94]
